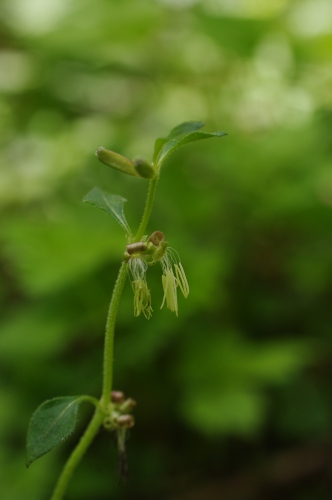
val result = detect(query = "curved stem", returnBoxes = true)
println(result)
[133,176,159,242]
[79,395,101,408]
[50,409,104,500]
[50,177,159,499]
[101,261,128,408]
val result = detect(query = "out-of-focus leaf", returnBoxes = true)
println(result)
[182,388,265,436]
[177,333,312,436]
[276,378,332,439]
[0,208,124,295]
[83,187,132,237]
[26,396,84,467]
[156,130,227,166]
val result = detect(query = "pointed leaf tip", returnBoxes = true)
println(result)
[26,396,83,467]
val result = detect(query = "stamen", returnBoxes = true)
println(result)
[128,257,148,282]
[160,268,178,316]
[174,263,189,298]
[132,278,153,319]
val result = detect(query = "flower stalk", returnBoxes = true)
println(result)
[28,121,226,500]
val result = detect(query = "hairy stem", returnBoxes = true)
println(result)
[134,175,159,242]
[50,410,104,500]
[101,261,128,408]
[50,177,158,499]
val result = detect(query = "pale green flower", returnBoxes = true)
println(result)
[132,278,152,319]
[160,249,189,316]
[128,257,152,319]
[126,237,189,319]
[161,268,178,315]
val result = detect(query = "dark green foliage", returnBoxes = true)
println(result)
[26,397,83,467]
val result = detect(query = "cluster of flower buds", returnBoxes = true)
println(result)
[123,231,189,318]
[103,391,136,431]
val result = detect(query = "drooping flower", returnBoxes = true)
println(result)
[125,232,189,319]
[127,256,152,319]
[160,248,189,316]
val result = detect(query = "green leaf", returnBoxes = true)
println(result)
[26,396,84,467]
[153,121,205,163]
[156,130,227,166]
[83,187,132,236]
[166,120,205,140]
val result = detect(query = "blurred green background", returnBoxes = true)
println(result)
[1,0,332,499]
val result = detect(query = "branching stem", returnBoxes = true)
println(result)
[50,176,159,499]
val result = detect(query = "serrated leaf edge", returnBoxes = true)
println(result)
[83,187,132,237]
[26,396,83,467]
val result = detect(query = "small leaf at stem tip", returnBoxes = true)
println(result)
[26,396,84,467]
[157,130,227,166]
[166,121,205,140]
[83,187,132,236]
[96,146,139,177]
[153,121,205,164]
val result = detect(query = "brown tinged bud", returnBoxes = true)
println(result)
[111,391,125,404]
[115,414,135,428]
[148,231,165,246]
[126,242,148,255]
[119,398,137,413]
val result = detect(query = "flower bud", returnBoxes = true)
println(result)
[133,157,155,179]
[111,391,125,404]
[153,241,168,262]
[103,416,114,431]
[119,398,137,413]
[115,414,135,428]
[148,231,165,246]
[126,242,148,255]
[96,147,139,177]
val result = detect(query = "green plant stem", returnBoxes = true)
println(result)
[101,176,159,408]
[50,409,104,500]
[134,175,159,242]
[50,177,159,499]
[101,261,128,408]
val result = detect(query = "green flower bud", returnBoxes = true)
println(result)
[133,157,156,179]
[96,146,139,177]
[153,241,168,262]
[119,398,137,413]
[103,416,114,431]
